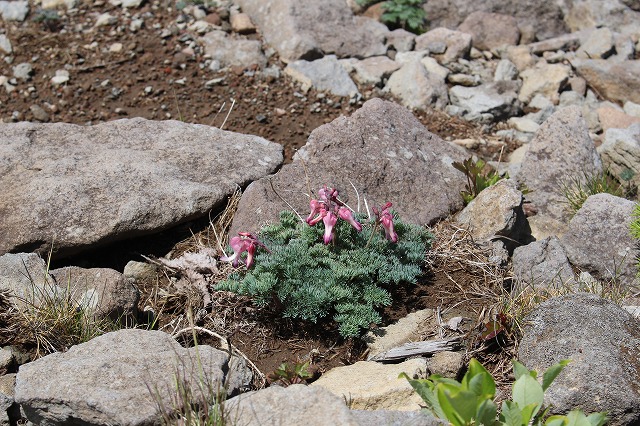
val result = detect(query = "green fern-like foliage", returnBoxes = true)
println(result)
[218,210,432,338]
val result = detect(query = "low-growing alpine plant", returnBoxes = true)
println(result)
[218,186,432,337]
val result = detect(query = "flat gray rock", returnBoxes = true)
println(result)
[285,55,359,97]
[570,58,640,105]
[0,119,283,258]
[598,123,640,187]
[384,60,449,110]
[449,81,521,122]
[457,11,520,51]
[518,293,640,425]
[234,0,387,62]
[200,30,266,70]
[512,236,575,291]
[517,106,602,222]
[230,98,469,236]
[560,193,637,288]
[15,329,252,426]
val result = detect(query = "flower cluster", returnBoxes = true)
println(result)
[220,232,269,269]
[306,186,362,244]
[373,202,398,243]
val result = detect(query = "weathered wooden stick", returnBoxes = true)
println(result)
[368,337,462,362]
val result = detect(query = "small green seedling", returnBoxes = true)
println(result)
[401,358,607,426]
[453,157,506,204]
[267,361,315,387]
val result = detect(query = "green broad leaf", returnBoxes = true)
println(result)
[476,398,498,426]
[512,374,544,411]
[399,373,447,419]
[542,360,571,391]
[512,360,534,380]
[500,400,523,426]
[437,384,478,426]
[545,416,568,426]
[463,359,496,399]
[565,410,594,426]
[519,402,542,426]
[586,412,608,426]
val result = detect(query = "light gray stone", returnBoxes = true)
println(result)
[0,373,16,426]
[422,0,567,40]
[384,60,449,110]
[508,117,540,133]
[0,253,48,301]
[494,59,518,82]
[427,351,464,378]
[564,0,640,33]
[365,309,435,359]
[229,99,469,236]
[0,119,283,258]
[15,329,252,426]
[600,124,640,181]
[48,266,139,320]
[0,0,28,21]
[12,63,32,81]
[518,293,640,425]
[457,11,520,51]
[285,55,358,97]
[456,179,529,247]
[570,58,640,104]
[386,28,416,52]
[225,385,358,426]
[576,27,615,59]
[512,237,575,291]
[415,27,471,64]
[447,73,480,86]
[624,101,640,118]
[518,61,570,104]
[311,359,428,411]
[560,193,637,288]
[349,56,400,87]
[200,30,266,70]
[233,0,387,62]
[0,35,11,54]
[517,106,602,221]
[505,45,535,72]
[528,32,582,54]
[449,81,521,122]
[351,410,441,426]
[420,57,450,81]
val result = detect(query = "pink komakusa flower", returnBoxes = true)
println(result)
[220,232,269,268]
[306,185,362,244]
[373,202,398,243]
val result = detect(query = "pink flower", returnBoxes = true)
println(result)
[374,202,398,243]
[220,232,268,268]
[322,211,338,244]
[338,206,362,232]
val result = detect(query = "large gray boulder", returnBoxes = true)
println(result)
[517,106,602,222]
[512,237,575,291]
[457,11,520,50]
[518,293,640,425]
[560,194,637,288]
[423,0,567,41]
[15,329,252,426]
[229,98,469,235]
[0,118,283,259]
[233,0,387,62]
[384,60,449,110]
[570,59,640,105]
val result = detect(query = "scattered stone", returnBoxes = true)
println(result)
[200,30,266,71]
[29,105,49,122]
[94,12,117,26]
[561,193,637,288]
[518,61,570,103]
[349,56,401,86]
[230,12,256,34]
[528,32,582,55]
[365,309,435,359]
[447,73,480,86]
[386,28,415,52]
[576,27,615,59]
[119,0,143,7]
[384,60,449,110]
[108,42,123,53]
[456,179,529,248]
[0,0,28,21]
[285,55,359,97]
[518,293,640,425]
[234,0,387,61]
[457,11,520,51]
[0,119,282,258]
[512,237,575,291]
[504,45,535,72]
[226,385,358,426]
[50,69,70,85]
[494,59,518,81]
[311,358,428,411]
[564,0,640,32]
[449,81,521,123]
[624,101,640,118]
[0,373,17,426]
[0,253,48,302]
[508,116,540,133]
[415,27,472,64]
[517,106,602,221]
[568,76,587,95]
[571,58,640,104]
[420,56,449,80]
[427,351,464,378]
[15,329,251,425]
[351,410,441,426]
[12,63,32,81]
[0,35,12,54]
[230,99,468,236]
[597,106,640,131]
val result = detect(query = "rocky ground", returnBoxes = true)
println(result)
[2,0,640,424]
